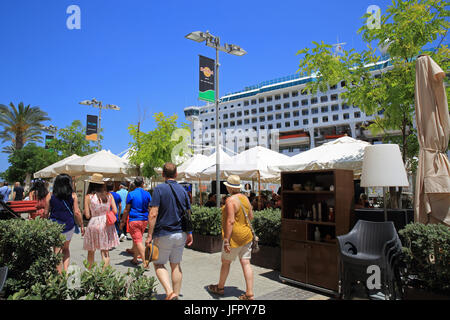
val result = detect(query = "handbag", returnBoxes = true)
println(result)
[167,182,193,233]
[106,195,117,226]
[240,202,260,254]
[144,240,159,267]
[63,200,80,234]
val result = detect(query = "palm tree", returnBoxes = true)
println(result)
[0,102,51,153]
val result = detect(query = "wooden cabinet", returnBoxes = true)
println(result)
[280,169,354,294]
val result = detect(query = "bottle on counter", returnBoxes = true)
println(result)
[314,227,321,242]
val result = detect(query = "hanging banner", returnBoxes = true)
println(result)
[86,115,98,141]
[45,135,54,149]
[199,55,215,102]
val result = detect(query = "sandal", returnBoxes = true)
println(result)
[165,292,178,300]
[238,293,255,300]
[207,284,225,296]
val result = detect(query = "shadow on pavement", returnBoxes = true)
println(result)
[204,285,245,300]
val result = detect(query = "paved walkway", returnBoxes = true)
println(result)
[68,233,332,300]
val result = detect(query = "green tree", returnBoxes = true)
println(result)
[46,120,101,158]
[296,0,449,207]
[1,143,60,183]
[0,102,51,153]
[127,112,191,178]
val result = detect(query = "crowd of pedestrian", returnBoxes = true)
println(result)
[1,162,256,300]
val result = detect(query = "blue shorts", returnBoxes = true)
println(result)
[153,232,187,265]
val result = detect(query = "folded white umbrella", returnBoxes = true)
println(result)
[34,154,81,178]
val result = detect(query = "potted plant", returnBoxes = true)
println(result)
[398,223,450,300]
[189,205,223,253]
[251,208,281,270]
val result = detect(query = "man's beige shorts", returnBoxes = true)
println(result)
[221,241,252,261]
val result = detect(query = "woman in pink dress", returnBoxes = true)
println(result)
[83,173,119,270]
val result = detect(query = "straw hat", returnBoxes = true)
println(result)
[223,175,243,190]
[88,173,105,184]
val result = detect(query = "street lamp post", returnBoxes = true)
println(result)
[185,31,246,208]
[79,98,120,150]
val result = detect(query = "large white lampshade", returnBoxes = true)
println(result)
[360,144,409,188]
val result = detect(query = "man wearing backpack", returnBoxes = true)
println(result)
[146,162,193,300]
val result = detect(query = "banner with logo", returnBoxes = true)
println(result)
[45,135,54,149]
[199,55,215,102]
[86,115,98,141]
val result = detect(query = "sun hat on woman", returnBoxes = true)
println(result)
[88,173,105,185]
[223,175,242,190]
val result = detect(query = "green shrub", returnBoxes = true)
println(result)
[190,205,222,236]
[10,262,158,300]
[399,223,450,294]
[0,218,65,297]
[253,208,281,247]
[191,205,281,247]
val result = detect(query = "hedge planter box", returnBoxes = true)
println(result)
[190,233,223,253]
[251,245,281,271]
[403,286,450,300]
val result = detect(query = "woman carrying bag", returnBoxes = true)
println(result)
[83,173,119,270]
[44,174,84,273]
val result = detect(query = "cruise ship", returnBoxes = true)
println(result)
[184,58,400,156]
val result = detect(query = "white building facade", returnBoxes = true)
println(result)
[184,59,397,156]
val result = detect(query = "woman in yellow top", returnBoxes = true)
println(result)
[207,175,255,300]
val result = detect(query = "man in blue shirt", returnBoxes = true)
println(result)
[120,177,151,266]
[0,182,11,202]
[116,182,129,241]
[146,162,193,300]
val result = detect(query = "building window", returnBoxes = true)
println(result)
[331,104,339,111]
[301,89,308,95]
[311,97,318,104]
[292,91,299,97]
[322,116,328,123]
[321,106,329,113]
[252,118,257,123]
[276,114,282,120]
[303,119,309,125]
[294,120,299,126]
[251,99,257,105]
[342,103,349,110]
[267,115,274,121]
[267,96,273,102]
[237,111,242,117]
[333,114,339,121]
[311,108,318,114]
[302,99,308,106]
[259,107,265,113]
[276,123,282,129]
[275,95,281,100]
[293,101,299,107]
[284,103,290,109]
[244,110,249,116]
[260,116,265,122]
[293,111,300,117]
[330,84,337,90]
[354,112,361,118]
[331,94,338,101]
[341,81,346,87]
[284,112,291,118]
[259,98,265,103]
[313,118,318,124]
[283,93,289,99]
[343,113,350,119]
[268,124,273,130]
[223,114,228,119]
[251,109,257,114]
[267,105,273,112]
[230,113,235,118]
[275,104,282,110]
[320,96,328,103]
[210,124,215,129]
[244,101,249,106]
[302,109,309,116]
[244,119,250,124]
[285,122,291,127]
[230,121,235,126]
[237,120,242,125]
[223,123,228,128]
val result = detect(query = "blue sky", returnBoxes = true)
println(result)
[0,0,395,172]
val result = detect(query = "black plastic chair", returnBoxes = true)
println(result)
[337,220,403,300]
[0,266,8,294]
